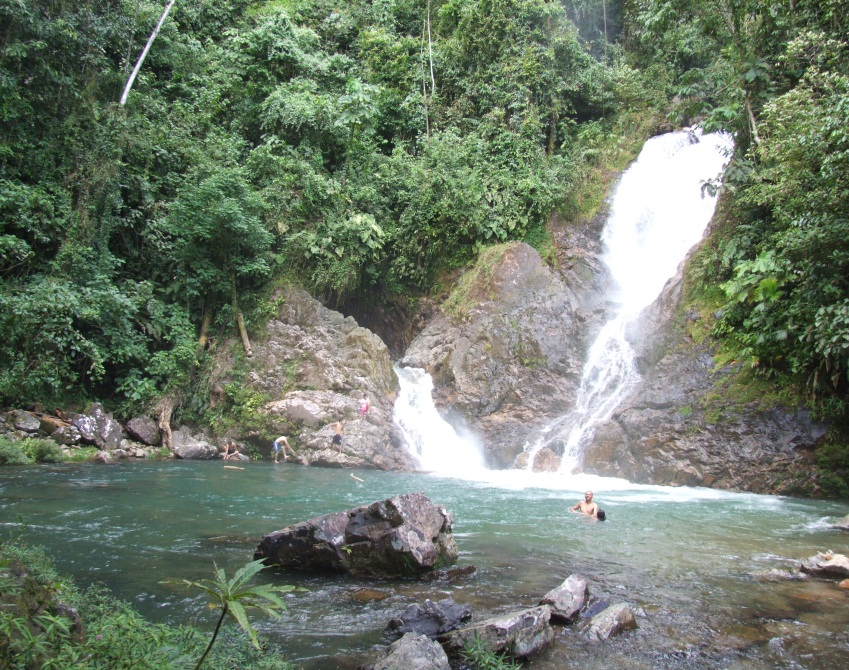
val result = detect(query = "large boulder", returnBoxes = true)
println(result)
[209,286,419,472]
[255,493,458,577]
[126,416,161,446]
[170,428,218,460]
[401,241,608,467]
[69,403,124,450]
[444,605,555,659]
[361,633,451,670]
[9,410,40,433]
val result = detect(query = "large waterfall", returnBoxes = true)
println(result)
[535,128,732,472]
[394,128,731,479]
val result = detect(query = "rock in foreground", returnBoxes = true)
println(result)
[444,605,554,659]
[255,493,457,577]
[800,552,849,579]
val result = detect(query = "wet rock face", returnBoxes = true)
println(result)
[402,241,609,467]
[580,268,826,494]
[254,493,458,577]
[211,286,419,471]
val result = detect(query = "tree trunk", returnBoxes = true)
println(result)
[156,394,176,451]
[198,310,212,351]
[120,0,177,105]
[232,274,252,358]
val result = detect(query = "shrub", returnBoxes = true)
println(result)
[23,438,66,464]
[0,437,30,465]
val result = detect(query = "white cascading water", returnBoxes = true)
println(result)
[393,128,731,481]
[393,365,486,475]
[535,128,732,472]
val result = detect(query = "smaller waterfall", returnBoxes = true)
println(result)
[527,129,732,473]
[393,365,486,476]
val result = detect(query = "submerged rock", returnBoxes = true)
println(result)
[582,602,638,641]
[255,493,457,577]
[832,514,849,531]
[387,597,472,639]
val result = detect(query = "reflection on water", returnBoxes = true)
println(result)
[1,461,847,669]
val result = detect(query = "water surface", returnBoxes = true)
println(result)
[1,462,847,669]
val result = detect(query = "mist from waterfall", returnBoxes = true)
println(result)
[535,128,732,472]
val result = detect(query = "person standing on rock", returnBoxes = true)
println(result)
[272,435,296,463]
[570,491,598,517]
[359,396,370,419]
[331,420,345,453]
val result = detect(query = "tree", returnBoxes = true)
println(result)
[168,559,300,670]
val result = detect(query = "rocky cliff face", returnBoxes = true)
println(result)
[211,286,419,471]
[581,267,827,494]
[401,238,611,468]
[398,228,827,494]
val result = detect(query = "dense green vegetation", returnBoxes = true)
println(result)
[2,1,848,487]
[0,541,297,669]
[0,0,652,416]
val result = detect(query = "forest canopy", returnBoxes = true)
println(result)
[1,0,848,432]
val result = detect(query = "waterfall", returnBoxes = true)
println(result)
[392,129,731,480]
[532,128,732,473]
[392,365,485,476]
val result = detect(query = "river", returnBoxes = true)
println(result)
[0,462,847,669]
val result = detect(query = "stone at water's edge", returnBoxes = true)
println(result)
[799,552,849,579]
[539,573,589,623]
[254,493,458,577]
[361,633,451,670]
[444,605,555,659]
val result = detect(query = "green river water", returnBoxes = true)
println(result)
[1,460,847,669]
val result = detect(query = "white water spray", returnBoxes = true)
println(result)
[528,129,732,473]
[393,365,486,476]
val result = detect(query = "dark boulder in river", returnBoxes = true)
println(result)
[255,493,458,577]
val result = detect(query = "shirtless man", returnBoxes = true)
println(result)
[570,490,599,517]
[272,435,296,463]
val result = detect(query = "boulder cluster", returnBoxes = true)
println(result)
[363,575,638,669]
[0,403,238,463]
[254,493,639,669]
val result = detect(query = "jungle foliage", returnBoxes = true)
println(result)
[0,541,297,669]
[4,0,848,446]
[0,0,653,413]
[624,1,849,427]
